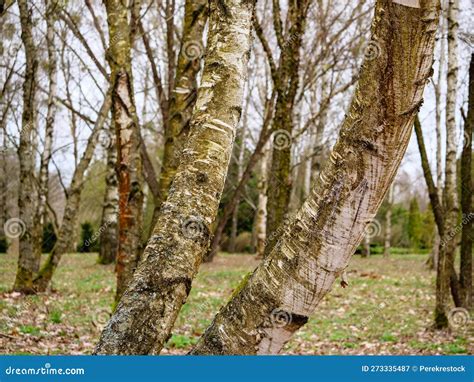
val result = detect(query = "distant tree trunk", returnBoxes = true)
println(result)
[256,145,270,258]
[33,92,112,292]
[265,1,311,257]
[95,0,255,355]
[310,74,329,183]
[104,0,144,303]
[459,53,473,310]
[383,183,394,258]
[204,95,276,262]
[98,123,119,265]
[229,122,248,253]
[435,0,460,328]
[362,235,370,257]
[13,0,39,293]
[32,0,57,269]
[191,0,439,354]
[0,125,7,235]
[429,3,445,270]
[414,116,461,309]
[148,0,208,235]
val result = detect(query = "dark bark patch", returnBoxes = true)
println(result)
[196,172,208,184]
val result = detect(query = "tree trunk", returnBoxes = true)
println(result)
[13,0,39,293]
[256,145,270,258]
[229,122,248,253]
[362,235,370,257]
[32,0,57,270]
[383,183,394,258]
[204,95,276,262]
[148,0,208,235]
[429,2,445,270]
[33,91,112,292]
[435,0,460,328]
[94,0,256,355]
[265,2,311,257]
[459,53,473,310]
[191,0,439,354]
[98,122,119,265]
[104,0,145,303]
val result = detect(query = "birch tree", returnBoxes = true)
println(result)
[104,0,144,302]
[95,0,256,355]
[147,0,208,234]
[435,0,460,327]
[32,0,58,270]
[191,0,440,354]
[98,122,119,265]
[33,93,112,292]
[459,53,473,310]
[13,0,39,293]
[264,0,313,257]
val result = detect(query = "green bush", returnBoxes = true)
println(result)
[77,222,99,253]
[0,236,8,253]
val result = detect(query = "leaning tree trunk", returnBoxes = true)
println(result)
[191,0,440,355]
[98,122,119,265]
[32,0,57,270]
[13,0,39,293]
[435,0,460,328]
[264,2,311,257]
[94,0,255,355]
[459,53,473,310]
[148,0,208,235]
[33,92,112,292]
[104,0,144,303]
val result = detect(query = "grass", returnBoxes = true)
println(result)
[0,251,472,355]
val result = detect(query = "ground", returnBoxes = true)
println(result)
[0,252,472,355]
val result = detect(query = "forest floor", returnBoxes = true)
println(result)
[0,251,472,355]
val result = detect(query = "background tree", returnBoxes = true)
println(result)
[13,0,39,293]
[104,0,144,302]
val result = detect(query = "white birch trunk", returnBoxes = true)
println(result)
[95,0,256,355]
